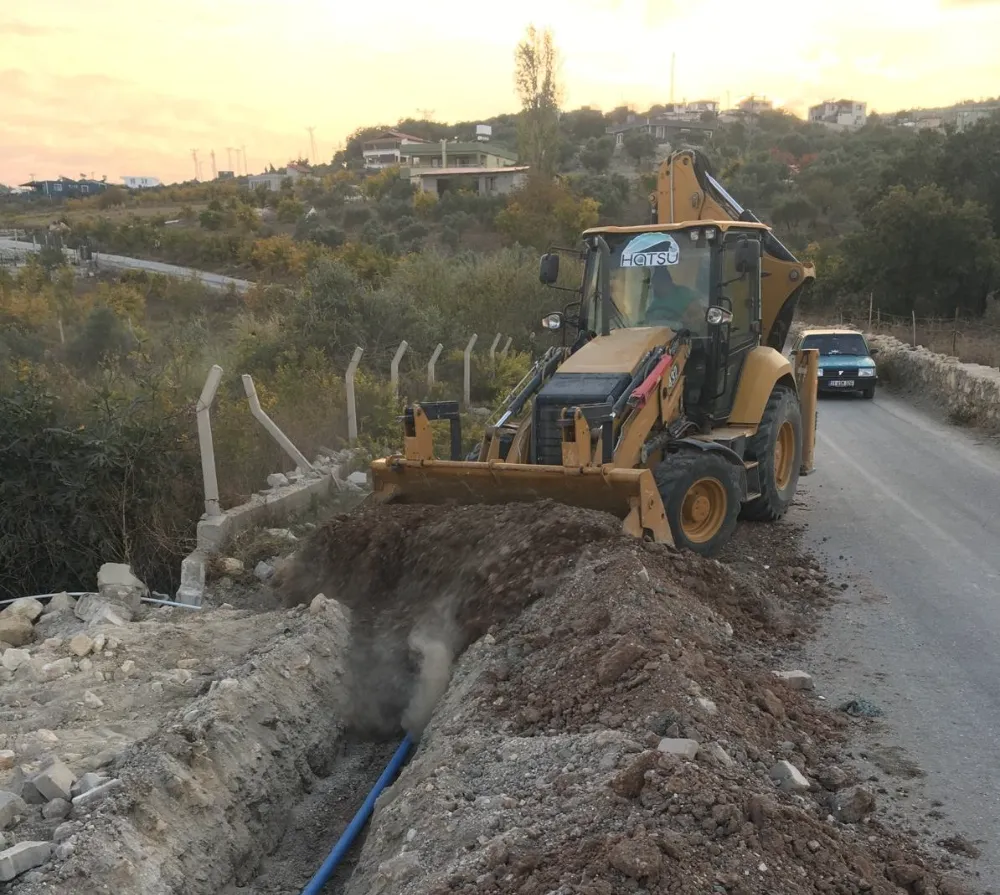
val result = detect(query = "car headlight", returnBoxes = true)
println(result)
[817,368,824,377]
[858,368,875,377]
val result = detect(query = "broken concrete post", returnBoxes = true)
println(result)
[427,343,443,391]
[94,562,147,620]
[390,340,408,398]
[463,334,478,409]
[196,364,224,518]
[345,346,364,445]
[242,374,314,472]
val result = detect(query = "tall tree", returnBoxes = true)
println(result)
[514,25,562,179]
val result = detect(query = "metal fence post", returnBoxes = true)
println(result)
[196,365,224,517]
[346,346,364,444]
[427,343,443,391]
[489,333,502,360]
[463,334,478,409]
[241,374,314,471]
[501,336,513,358]
[390,340,409,398]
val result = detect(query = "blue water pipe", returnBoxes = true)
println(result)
[300,733,416,895]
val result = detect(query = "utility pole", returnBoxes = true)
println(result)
[226,147,235,172]
[210,149,217,180]
[306,126,317,164]
[241,145,248,176]
[191,149,200,182]
[417,108,435,120]
[670,53,676,105]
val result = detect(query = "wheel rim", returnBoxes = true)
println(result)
[774,420,795,490]
[680,477,728,544]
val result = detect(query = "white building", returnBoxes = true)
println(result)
[362,130,429,170]
[246,165,309,192]
[122,176,162,189]
[808,99,867,131]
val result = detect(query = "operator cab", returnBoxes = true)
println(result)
[540,221,765,428]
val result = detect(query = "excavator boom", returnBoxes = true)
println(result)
[655,150,816,352]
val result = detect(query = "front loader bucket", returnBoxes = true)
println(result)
[370,458,674,546]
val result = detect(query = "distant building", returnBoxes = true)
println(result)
[121,176,162,189]
[217,171,235,181]
[808,99,867,131]
[956,102,1000,131]
[20,177,108,198]
[362,130,429,170]
[400,141,518,170]
[895,99,999,133]
[406,166,530,197]
[606,115,716,147]
[246,165,308,192]
[737,96,773,115]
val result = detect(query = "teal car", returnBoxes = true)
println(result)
[793,328,878,399]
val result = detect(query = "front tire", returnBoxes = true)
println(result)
[655,450,741,557]
[861,385,875,400]
[740,385,802,522]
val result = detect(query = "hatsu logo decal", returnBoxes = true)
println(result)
[620,233,680,268]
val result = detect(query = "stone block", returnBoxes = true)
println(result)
[656,738,700,759]
[0,841,52,881]
[769,760,810,793]
[773,670,814,691]
[0,792,27,830]
[0,599,43,623]
[31,760,75,802]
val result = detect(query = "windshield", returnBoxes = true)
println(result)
[800,333,869,356]
[585,231,712,337]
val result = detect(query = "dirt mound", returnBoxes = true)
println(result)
[332,511,973,895]
[275,501,623,737]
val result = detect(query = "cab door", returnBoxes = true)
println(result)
[708,232,761,420]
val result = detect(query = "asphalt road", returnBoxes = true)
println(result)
[0,236,252,293]
[801,390,1000,884]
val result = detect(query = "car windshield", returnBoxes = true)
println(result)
[585,231,712,337]
[800,333,869,356]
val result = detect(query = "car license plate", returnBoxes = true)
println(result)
[828,379,854,387]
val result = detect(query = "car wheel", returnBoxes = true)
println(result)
[861,386,875,400]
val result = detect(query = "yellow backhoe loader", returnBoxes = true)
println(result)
[370,149,819,556]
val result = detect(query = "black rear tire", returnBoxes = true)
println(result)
[654,449,741,557]
[740,385,802,522]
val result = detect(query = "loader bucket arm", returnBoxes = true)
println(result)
[654,149,815,352]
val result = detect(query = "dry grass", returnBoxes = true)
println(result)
[0,203,208,228]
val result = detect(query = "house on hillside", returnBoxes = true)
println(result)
[606,114,716,148]
[400,141,518,170]
[246,165,309,192]
[808,99,867,131]
[122,176,162,189]
[20,177,108,197]
[397,139,525,196]
[362,130,430,170]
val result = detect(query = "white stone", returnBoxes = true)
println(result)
[83,691,104,709]
[32,760,75,802]
[96,562,146,592]
[656,738,700,759]
[267,472,290,488]
[1,649,30,672]
[696,697,718,714]
[773,670,815,691]
[705,742,734,767]
[347,471,369,488]
[770,760,810,793]
[43,592,76,615]
[254,561,275,582]
[68,635,94,658]
[218,557,245,575]
[0,598,44,623]
[0,841,51,881]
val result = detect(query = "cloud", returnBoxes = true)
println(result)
[0,22,69,37]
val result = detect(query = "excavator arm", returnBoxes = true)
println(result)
[653,149,815,352]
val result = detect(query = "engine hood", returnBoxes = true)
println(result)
[560,326,674,375]
[818,354,875,369]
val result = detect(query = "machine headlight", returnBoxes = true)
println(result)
[705,307,733,326]
[858,368,875,377]
[817,368,824,377]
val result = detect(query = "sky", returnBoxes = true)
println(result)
[2,0,999,186]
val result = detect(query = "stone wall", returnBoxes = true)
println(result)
[866,333,1000,429]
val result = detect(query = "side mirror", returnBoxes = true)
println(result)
[869,346,880,357]
[734,237,761,274]
[541,312,563,331]
[539,252,560,285]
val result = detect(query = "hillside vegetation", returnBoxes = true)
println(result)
[1,25,998,599]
